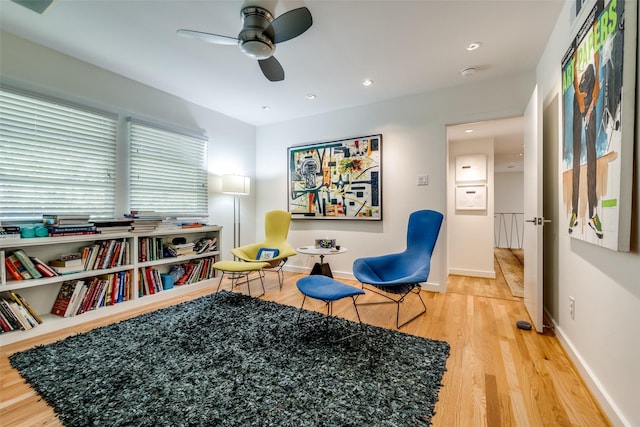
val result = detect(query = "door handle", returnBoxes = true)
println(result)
[526,217,552,225]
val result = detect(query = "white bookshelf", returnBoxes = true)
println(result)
[0,225,221,345]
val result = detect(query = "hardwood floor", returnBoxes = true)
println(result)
[0,269,610,426]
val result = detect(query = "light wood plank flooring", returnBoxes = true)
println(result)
[1,268,610,426]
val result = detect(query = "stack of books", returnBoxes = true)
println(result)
[49,254,85,275]
[164,242,195,257]
[90,218,134,234]
[43,214,97,237]
[194,237,217,254]
[125,211,164,232]
[0,224,21,240]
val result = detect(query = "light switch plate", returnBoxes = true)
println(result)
[417,175,429,186]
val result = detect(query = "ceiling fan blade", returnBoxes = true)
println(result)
[176,29,238,46]
[270,7,312,44]
[258,57,284,82]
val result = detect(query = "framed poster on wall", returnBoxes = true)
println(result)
[561,0,636,251]
[455,154,487,182]
[287,135,382,220]
[455,185,487,210]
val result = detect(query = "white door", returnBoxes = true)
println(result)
[523,85,545,333]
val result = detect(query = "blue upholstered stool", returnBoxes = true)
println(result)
[296,275,365,324]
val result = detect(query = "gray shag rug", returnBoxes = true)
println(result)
[10,291,450,426]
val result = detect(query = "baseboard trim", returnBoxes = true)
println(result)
[448,268,496,279]
[551,316,630,426]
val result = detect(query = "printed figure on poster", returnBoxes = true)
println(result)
[561,0,631,250]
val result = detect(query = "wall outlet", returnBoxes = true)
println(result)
[569,296,575,320]
[417,174,429,186]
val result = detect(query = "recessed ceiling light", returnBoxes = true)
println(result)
[466,42,482,51]
[515,153,523,157]
[262,106,270,110]
[464,129,474,133]
[460,67,477,78]
[362,79,373,86]
[306,94,317,100]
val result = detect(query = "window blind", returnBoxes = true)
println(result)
[128,119,208,216]
[0,87,118,221]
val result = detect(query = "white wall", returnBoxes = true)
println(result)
[9,19,636,426]
[536,2,640,425]
[256,72,536,291]
[0,32,257,259]
[495,172,524,248]
[448,139,496,278]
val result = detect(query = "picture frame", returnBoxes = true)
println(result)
[455,154,487,182]
[455,185,487,211]
[287,135,382,220]
[561,0,636,251]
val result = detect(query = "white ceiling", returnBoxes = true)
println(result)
[448,116,525,173]
[1,0,563,172]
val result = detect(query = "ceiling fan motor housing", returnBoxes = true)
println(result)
[239,6,275,60]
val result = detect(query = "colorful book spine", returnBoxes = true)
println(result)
[7,254,32,280]
[30,257,59,277]
[4,258,23,281]
[11,250,42,279]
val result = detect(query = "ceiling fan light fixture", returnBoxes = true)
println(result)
[178,5,312,82]
[240,37,274,59]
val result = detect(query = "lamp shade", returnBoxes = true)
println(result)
[222,174,250,195]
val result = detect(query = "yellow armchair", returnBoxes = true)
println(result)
[231,210,297,288]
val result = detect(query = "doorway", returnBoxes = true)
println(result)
[446,117,525,300]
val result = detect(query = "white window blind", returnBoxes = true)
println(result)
[128,119,208,216]
[0,87,118,221]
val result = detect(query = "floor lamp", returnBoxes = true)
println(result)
[222,174,250,254]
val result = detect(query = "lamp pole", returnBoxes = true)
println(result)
[222,174,250,257]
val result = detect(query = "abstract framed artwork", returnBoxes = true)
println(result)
[287,135,382,220]
[561,0,636,251]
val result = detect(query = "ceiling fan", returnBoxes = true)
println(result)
[177,6,312,82]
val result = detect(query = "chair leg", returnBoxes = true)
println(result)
[296,295,309,324]
[351,296,363,323]
[216,271,265,298]
[394,287,427,328]
[240,271,265,298]
[357,284,427,328]
[215,272,226,293]
[295,296,363,343]
[256,271,266,297]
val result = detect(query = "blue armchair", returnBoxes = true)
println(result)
[352,210,443,328]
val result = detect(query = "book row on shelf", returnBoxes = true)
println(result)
[0,224,221,341]
[3,236,218,282]
[0,291,43,333]
[1,257,219,334]
[138,236,216,261]
[4,239,131,280]
[50,272,132,318]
